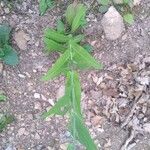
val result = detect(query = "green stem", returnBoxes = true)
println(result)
[69,42,76,150]
[71,71,76,150]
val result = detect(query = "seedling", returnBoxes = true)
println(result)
[42,3,102,149]
[0,24,19,66]
[0,92,7,102]
[39,0,55,15]
[97,0,134,24]
[0,92,14,132]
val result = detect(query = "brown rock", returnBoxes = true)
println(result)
[14,30,30,50]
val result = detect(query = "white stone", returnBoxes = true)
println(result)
[41,94,47,101]
[137,76,150,85]
[34,93,41,99]
[48,99,55,106]
[133,0,141,5]
[56,85,65,99]
[0,63,3,73]
[101,6,125,40]
[18,74,26,78]
[4,8,10,14]
[18,128,26,136]
[143,123,150,133]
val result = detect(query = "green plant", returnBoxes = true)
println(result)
[0,92,14,132]
[0,93,7,102]
[0,24,19,66]
[42,3,102,149]
[39,0,55,15]
[97,0,134,24]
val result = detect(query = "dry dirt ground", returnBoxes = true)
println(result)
[0,0,150,150]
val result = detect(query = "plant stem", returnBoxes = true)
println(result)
[69,42,76,150]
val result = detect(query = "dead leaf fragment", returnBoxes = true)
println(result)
[91,116,102,126]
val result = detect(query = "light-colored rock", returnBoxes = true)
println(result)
[18,128,26,136]
[91,116,102,126]
[133,0,141,5]
[56,85,65,99]
[136,76,150,85]
[101,6,125,40]
[5,144,16,150]
[4,8,10,14]
[18,74,26,78]
[60,143,68,150]
[143,123,150,133]
[0,63,3,73]
[113,0,141,6]
[48,99,55,106]
[34,93,41,99]
[34,102,42,110]
[14,30,29,50]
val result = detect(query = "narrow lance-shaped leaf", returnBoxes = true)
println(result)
[65,3,76,26]
[44,28,70,43]
[71,4,86,32]
[39,0,54,15]
[68,71,82,116]
[72,42,102,70]
[42,49,71,81]
[73,34,84,43]
[39,0,47,15]
[44,37,66,53]
[57,19,65,34]
[42,71,75,118]
[42,96,70,118]
[70,113,97,150]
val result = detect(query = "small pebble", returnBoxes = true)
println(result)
[34,93,41,99]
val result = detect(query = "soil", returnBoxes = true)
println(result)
[0,0,150,150]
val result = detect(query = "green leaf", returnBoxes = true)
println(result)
[83,44,93,53]
[65,3,76,26]
[39,0,54,15]
[44,37,66,53]
[73,34,84,43]
[67,144,76,150]
[0,93,6,102]
[72,43,102,70]
[68,71,82,116]
[71,4,86,32]
[0,114,14,132]
[42,96,70,118]
[97,0,110,5]
[2,45,19,66]
[57,19,65,34]
[44,28,70,43]
[0,24,11,47]
[123,13,134,25]
[123,0,130,4]
[42,49,71,81]
[39,0,47,15]
[70,113,97,150]
[99,5,109,13]
[0,48,5,58]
